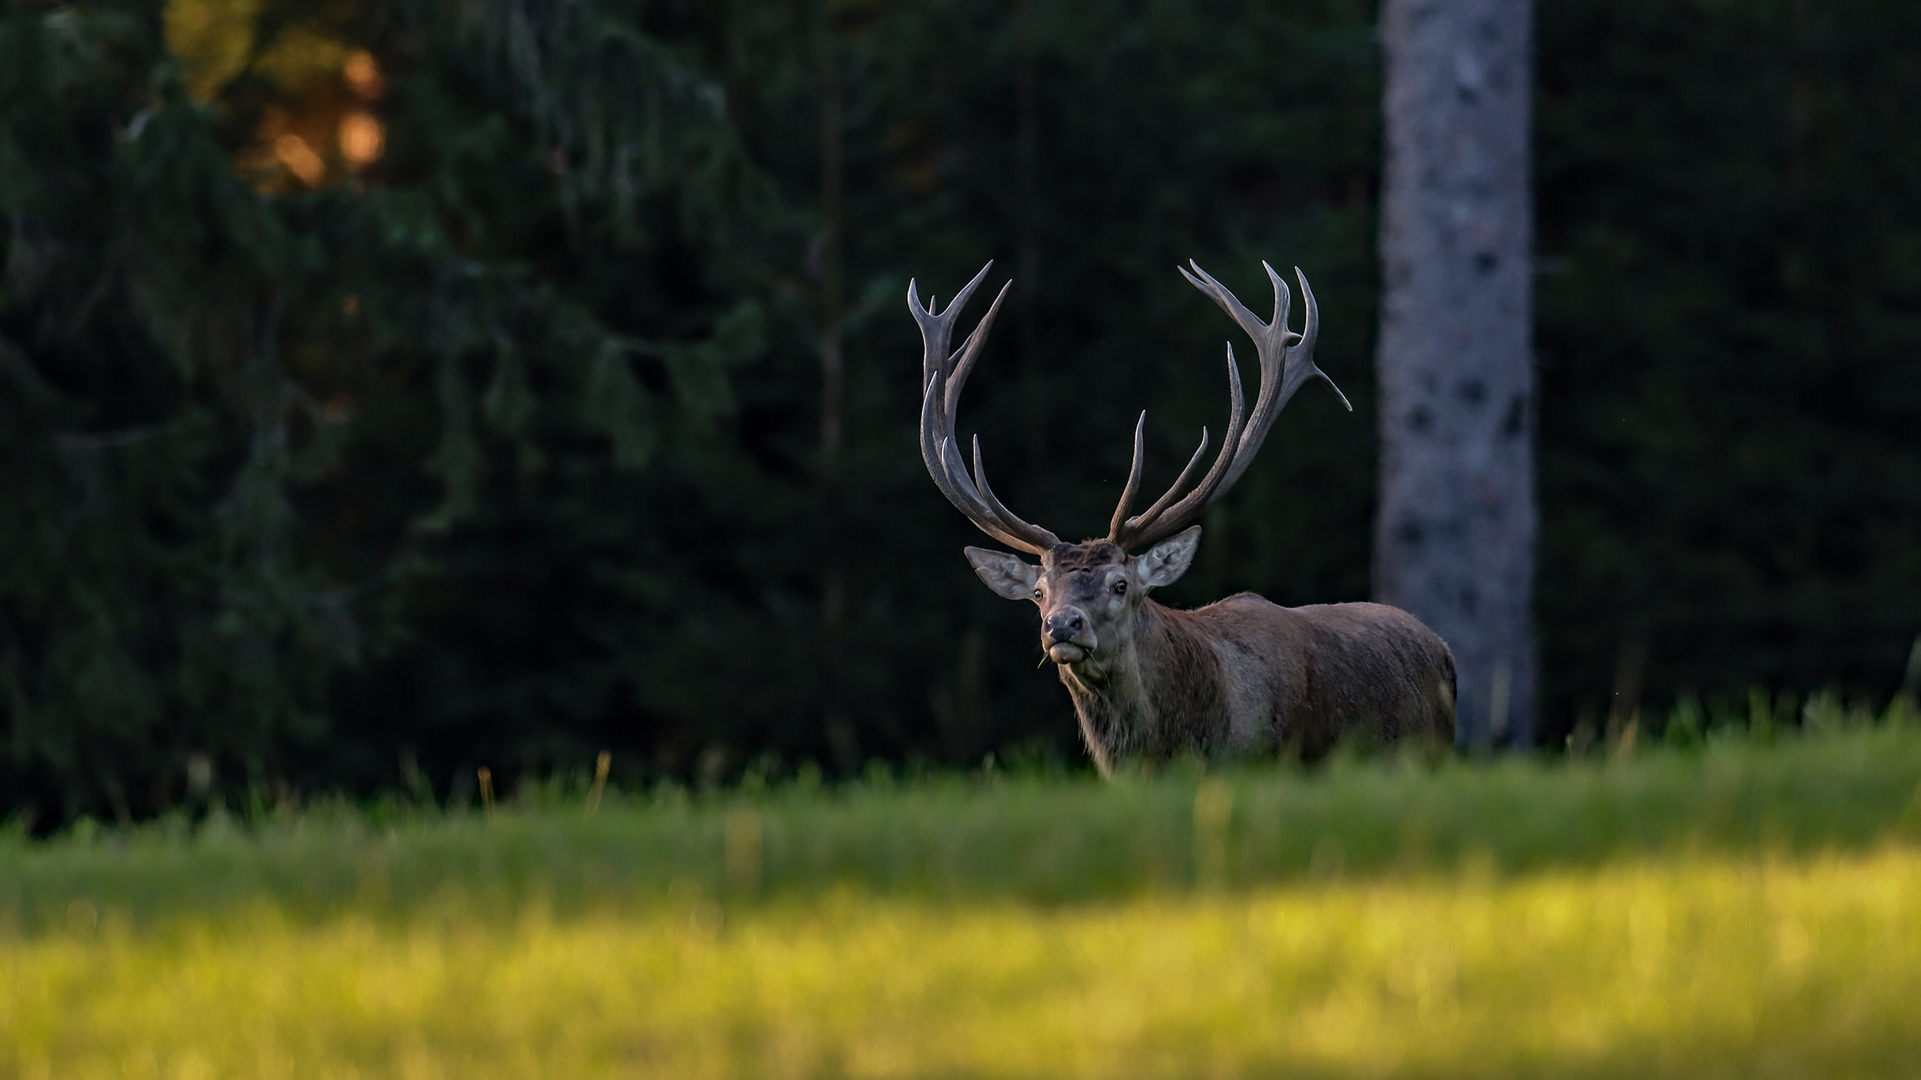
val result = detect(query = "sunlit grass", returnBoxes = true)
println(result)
[5,719,1921,1078]
[6,848,1921,1078]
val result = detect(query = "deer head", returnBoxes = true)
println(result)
[912,260,1352,670]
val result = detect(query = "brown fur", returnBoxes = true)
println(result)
[1047,540,1126,571]
[1040,542,1455,774]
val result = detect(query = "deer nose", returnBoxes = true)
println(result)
[1045,613,1084,642]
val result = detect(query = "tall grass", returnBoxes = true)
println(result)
[6,715,1920,928]
[4,717,1920,1078]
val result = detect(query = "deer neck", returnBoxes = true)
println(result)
[1057,600,1191,774]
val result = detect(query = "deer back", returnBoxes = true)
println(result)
[1069,596,1455,768]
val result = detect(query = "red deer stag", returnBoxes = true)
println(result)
[911,260,1455,774]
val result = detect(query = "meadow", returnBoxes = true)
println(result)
[6,708,1921,1079]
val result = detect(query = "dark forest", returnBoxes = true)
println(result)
[3,0,1918,824]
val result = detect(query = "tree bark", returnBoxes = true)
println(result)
[1374,0,1537,747]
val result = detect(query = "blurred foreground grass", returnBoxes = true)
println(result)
[6,719,1921,1078]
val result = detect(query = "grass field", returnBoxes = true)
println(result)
[6,717,1921,1078]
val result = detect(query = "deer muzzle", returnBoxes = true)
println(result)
[1044,610,1093,664]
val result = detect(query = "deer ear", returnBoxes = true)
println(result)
[965,546,1041,600]
[1135,526,1202,588]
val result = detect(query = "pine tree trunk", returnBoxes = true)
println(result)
[1374,0,1537,747]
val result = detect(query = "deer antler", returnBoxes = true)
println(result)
[1108,261,1351,551]
[911,262,1062,556]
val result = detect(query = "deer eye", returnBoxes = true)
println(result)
[1031,587,1042,599]
[1112,581,1127,595]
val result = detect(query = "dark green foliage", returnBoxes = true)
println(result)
[1535,0,1921,734]
[1,4,344,821]
[3,0,1919,821]
[0,0,777,821]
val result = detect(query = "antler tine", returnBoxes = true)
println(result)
[1114,261,1348,551]
[1123,424,1212,542]
[921,381,1026,551]
[911,265,1061,555]
[909,260,997,386]
[970,437,1060,552]
[1215,266,1349,495]
[1108,412,1149,541]
[944,280,1011,430]
[1275,267,1350,410]
[1178,260,1281,353]
[1115,346,1245,547]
